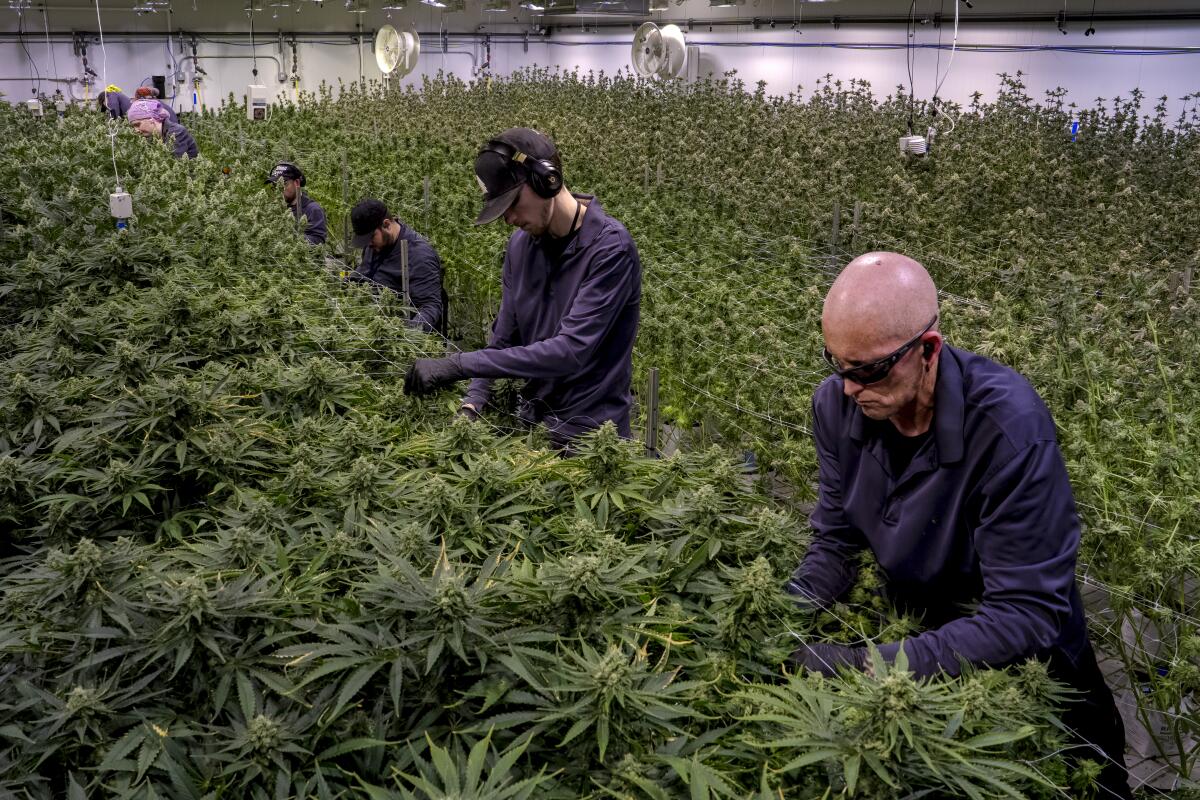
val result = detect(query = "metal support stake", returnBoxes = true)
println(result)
[401,238,410,307]
[828,200,841,266]
[645,367,660,457]
[643,163,650,193]
[423,175,431,229]
[341,151,350,255]
[656,161,663,187]
[850,200,862,255]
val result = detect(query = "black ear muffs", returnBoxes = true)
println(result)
[483,142,562,199]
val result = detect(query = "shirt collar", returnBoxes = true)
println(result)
[846,345,965,464]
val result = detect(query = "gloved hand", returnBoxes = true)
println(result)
[458,403,481,421]
[404,355,465,396]
[790,641,866,677]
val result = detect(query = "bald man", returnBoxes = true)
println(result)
[786,252,1130,797]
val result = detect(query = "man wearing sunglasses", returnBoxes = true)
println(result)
[403,128,642,450]
[786,252,1130,798]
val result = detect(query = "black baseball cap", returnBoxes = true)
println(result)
[473,127,560,226]
[267,161,304,185]
[350,199,389,248]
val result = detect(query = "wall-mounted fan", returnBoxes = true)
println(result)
[631,22,687,80]
[375,23,420,78]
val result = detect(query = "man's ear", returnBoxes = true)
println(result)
[921,335,942,361]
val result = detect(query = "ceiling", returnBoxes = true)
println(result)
[2,0,1199,35]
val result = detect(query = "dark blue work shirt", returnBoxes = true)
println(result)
[351,219,444,334]
[460,195,641,445]
[103,90,131,119]
[788,345,1088,677]
[161,120,198,159]
[290,193,327,245]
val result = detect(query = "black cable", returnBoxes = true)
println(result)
[17,10,42,97]
[1085,0,1097,35]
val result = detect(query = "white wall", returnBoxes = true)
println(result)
[2,14,1198,121]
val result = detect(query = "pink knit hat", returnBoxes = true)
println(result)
[128,99,170,122]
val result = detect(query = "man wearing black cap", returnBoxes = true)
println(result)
[403,128,642,449]
[349,199,445,335]
[267,161,327,246]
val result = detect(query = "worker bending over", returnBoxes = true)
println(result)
[99,85,130,119]
[404,128,642,450]
[133,86,179,124]
[127,100,198,160]
[786,252,1130,798]
[348,199,445,334]
[267,161,327,245]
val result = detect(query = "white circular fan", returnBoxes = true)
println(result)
[375,24,420,77]
[631,22,687,80]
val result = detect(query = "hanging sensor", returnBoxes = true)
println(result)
[110,189,133,231]
[54,95,67,116]
[1070,117,1081,143]
[247,83,268,120]
[25,99,44,117]
[899,134,928,157]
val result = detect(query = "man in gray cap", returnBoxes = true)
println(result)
[267,161,327,245]
[403,128,642,450]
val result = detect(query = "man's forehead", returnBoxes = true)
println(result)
[823,326,906,365]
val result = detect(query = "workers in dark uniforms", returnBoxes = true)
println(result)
[267,161,327,245]
[99,85,131,119]
[786,251,1131,799]
[403,128,642,450]
[348,199,445,334]
[133,86,179,124]
[127,99,198,159]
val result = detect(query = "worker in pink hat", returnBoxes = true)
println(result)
[133,86,179,124]
[128,99,197,159]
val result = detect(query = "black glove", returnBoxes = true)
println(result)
[404,355,465,396]
[790,641,866,677]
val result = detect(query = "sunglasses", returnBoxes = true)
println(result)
[822,315,938,386]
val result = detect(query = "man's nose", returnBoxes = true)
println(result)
[843,378,864,398]
[503,207,518,226]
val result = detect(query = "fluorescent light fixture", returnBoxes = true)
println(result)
[519,0,544,9]
[708,0,744,6]
[344,0,370,10]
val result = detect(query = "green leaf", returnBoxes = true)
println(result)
[843,753,861,794]
[331,662,384,721]
[316,737,390,761]
[236,670,256,723]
